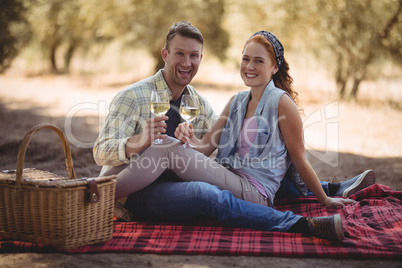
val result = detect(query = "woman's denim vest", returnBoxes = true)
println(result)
[216,80,291,205]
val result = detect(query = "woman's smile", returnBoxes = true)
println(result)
[245,73,258,78]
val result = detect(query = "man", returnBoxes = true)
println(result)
[92,21,372,241]
[94,22,215,173]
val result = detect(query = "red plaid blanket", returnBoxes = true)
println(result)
[1,184,402,258]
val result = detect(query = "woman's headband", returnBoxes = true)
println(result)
[250,31,284,68]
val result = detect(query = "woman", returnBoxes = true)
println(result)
[173,31,356,208]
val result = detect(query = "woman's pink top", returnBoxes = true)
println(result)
[234,116,268,197]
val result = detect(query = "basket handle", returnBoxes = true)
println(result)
[16,123,77,186]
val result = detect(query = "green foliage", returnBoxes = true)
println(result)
[280,0,402,101]
[24,0,113,73]
[2,0,401,103]
[0,0,30,73]
[20,0,229,73]
[102,0,229,71]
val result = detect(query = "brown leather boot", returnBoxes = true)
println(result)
[306,214,345,241]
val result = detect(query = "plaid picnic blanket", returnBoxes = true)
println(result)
[1,183,402,258]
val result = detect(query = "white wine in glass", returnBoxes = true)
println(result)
[150,89,171,144]
[150,102,170,117]
[180,94,200,148]
[180,106,199,122]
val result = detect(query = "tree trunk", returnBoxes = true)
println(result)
[335,64,345,99]
[150,49,165,73]
[349,77,363,102]
[337,80,347,100]
[335,53,349,100]
[50,43,59,74]
[63,41,76,74]
[347,0,402,102]
[349,65,367,102]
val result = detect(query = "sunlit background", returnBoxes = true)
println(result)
[1,0,401,186]
[2,0,401,98]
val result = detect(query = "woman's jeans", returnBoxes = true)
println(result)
[276,172,365,198]
[276,176,330,198]
[123,178,301,232]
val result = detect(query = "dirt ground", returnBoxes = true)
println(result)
[0,74,401,267]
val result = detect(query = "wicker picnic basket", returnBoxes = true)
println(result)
[0,123,116,250]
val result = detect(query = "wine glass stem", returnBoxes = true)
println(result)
[181,120,196,148]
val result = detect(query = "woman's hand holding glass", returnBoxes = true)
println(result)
[175,121,196,146]
[179,94,200,148]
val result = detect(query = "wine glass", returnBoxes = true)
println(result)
[179,94,200,148]
[150,89,171,144]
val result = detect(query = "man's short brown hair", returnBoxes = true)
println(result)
[165,21,204,51]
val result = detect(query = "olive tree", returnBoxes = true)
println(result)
[0,0,30,73]
[282,0,402,101]
[23,0,229,74]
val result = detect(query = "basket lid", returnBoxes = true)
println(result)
[0,168,115,188]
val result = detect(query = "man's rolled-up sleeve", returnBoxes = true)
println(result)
[93,91,141,167]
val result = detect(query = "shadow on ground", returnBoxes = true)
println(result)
[0,101,101,178]
[0,101,400,190]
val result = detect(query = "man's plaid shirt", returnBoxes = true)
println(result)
[93,70,217,172]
